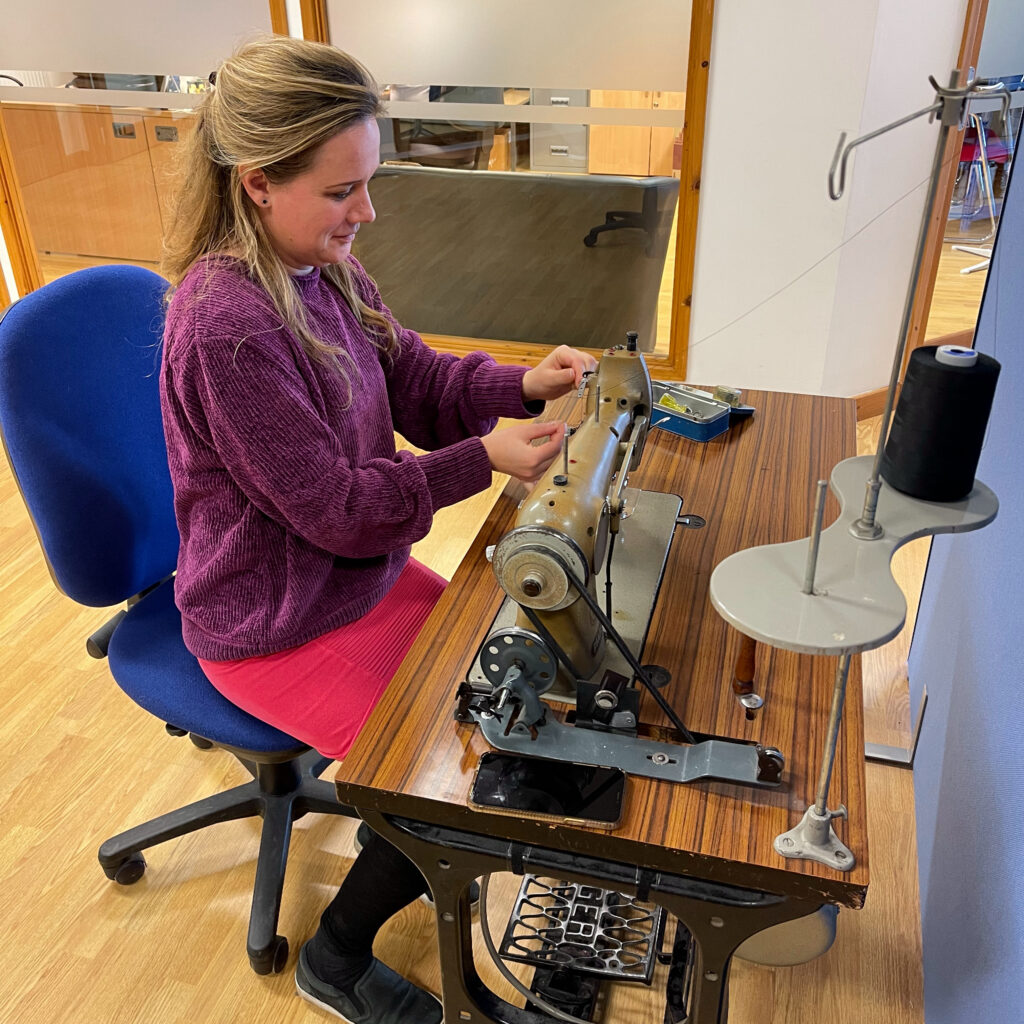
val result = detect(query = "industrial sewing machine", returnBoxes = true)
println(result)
[455,337,784,790]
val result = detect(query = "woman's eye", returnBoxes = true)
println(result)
[331,190,353,201]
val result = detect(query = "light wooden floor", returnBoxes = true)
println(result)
[924,236,989,342]
[4,229,985,1024]
[0,441,923,1024]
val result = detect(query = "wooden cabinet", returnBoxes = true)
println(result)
[144,113,197,234]
[588,90,685,176]
[0,102,196,263]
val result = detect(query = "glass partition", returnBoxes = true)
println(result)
[0,76,204,287]
[352,83,685,355]
[328,0,698,363]
[1,0,706,368]
[932,80,1023,338]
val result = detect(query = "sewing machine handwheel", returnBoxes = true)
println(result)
[492,528,588,611]
[478,628,558,695]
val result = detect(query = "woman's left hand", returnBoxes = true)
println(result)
[521,346,599,403]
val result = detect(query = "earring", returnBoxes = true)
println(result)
[261,199,268,205]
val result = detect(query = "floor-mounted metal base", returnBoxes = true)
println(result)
[774,804,855,872]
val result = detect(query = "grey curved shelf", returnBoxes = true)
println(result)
[709,455,998,656]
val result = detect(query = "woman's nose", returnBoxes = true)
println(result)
[356,190,375,224]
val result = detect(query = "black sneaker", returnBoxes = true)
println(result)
[353,822,480,909]
[295,944,441,1024]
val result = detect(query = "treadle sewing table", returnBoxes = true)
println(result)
[335,387,868,1024]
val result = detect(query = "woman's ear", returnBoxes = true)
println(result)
[240,167,271,207]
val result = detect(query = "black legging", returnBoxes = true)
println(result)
[304,828,429,989]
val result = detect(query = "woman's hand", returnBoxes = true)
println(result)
[522,346,599,403]
[481,420,566,483]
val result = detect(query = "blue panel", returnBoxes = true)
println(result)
[909,133,1024,1019]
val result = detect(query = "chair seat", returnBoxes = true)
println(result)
[107,579,304,754]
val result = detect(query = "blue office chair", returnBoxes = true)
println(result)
[0,265,354,975]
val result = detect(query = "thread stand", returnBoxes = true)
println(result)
[830,72,1010,541]
[715,70,1006,871]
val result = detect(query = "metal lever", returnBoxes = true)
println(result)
[607,414,648,520]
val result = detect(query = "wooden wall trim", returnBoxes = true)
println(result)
[421,334,693,382]
[667,0,715,380]
[299,0,330,43]
[904,0,989,371]
[855,385,891,421]
[268,0,289,35]
[0,106,44,299]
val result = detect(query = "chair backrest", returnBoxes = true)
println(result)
[0,266,179,607]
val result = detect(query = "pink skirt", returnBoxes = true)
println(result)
[198,558,446,760]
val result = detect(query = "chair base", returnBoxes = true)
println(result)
[97,747,355,974]
[583,187,663,256]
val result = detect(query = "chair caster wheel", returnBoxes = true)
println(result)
[189,733,215,750]
[583,234,597,247]
[165,723,188,737]
[104,851,146,885]
[249,935,289,975]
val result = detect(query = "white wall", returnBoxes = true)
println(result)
[978,0,1024,79]
[688,0,968,396]
[823,0,967,395]
[908,150,1024,1024]
[0,225,17,303]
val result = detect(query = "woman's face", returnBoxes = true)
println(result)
[251,118,380,272]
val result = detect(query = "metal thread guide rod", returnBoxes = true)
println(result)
[774,654,855,870]
[830,71,1011,540]
[554,431,570,486]
[802,480,828,595]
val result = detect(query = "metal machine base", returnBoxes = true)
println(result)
[774,804,855,871]
[361,811,828,1024]
[475,707,783,788]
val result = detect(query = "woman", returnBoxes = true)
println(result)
[159,35,594,1024]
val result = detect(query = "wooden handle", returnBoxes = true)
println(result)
[732,633,758,696]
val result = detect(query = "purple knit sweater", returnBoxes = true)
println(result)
[160,256,535,660]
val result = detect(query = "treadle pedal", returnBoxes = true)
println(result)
[528,966,601,1022]
[663,921,694,1024]
[499,875,666,983]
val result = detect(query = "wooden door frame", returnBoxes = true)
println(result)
[268,0,289,35]
[855,0,990,419]
[299,0,330,43]
[0,107,44,302]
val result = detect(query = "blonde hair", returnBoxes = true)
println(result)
[162,35,398,376]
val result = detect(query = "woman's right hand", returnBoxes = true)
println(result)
[480,420,566,484]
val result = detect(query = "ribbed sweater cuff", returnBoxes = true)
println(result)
[419,437,494,512]
[472,363,541,419]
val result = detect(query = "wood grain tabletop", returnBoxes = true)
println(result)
[337,388,868,908]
